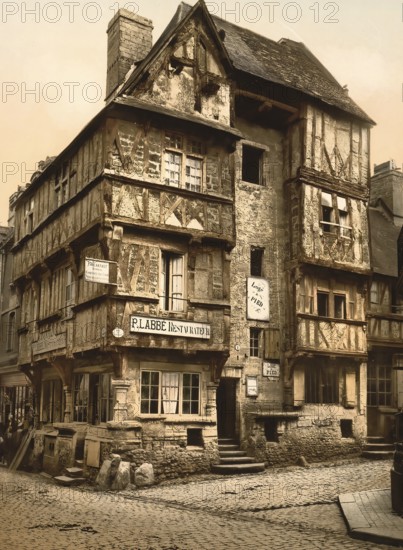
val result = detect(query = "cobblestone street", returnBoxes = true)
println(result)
[0,458,400,549]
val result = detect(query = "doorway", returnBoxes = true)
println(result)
[216,378,237,439]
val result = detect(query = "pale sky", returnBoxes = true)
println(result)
[0,0,402,225]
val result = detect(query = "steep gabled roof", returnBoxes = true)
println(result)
[120,1,373,124]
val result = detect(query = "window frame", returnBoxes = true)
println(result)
[316,290,349,320]
[305,365,339,404]
[367,363,392,407]
[320,191,352,238]
[6,311,16,352]
[250,247,264,277]
[72,373,114,424]
[163,133,204,192]
[41,378,64,424]
[140,370,201,416]
[160,251,185,312]
[23,197,34,235]
[249,327,262,358]
[241,144,264,185]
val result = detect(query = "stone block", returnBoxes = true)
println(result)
[135,463,155,487]
[111,461,131,491]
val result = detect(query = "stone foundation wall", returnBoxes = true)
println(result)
[244,414,364,466]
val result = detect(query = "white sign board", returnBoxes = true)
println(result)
[247,277,270,321]
[130,316,211,340]
[85,258,110,284]
[246,376,258,397]
[263,362,280,380]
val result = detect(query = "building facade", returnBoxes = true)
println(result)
[367,162,403,441]
[10,1,376,478]
[0,190,32,435]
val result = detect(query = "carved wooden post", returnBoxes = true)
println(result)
[63,385,73,423]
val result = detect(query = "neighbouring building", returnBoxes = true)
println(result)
[367,161,403,441]
[0,189,32,435]
[10,1,376,479]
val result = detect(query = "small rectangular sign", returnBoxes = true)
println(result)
[85,258,110,284]
[247,277,270,321]
[263,362,280,380]
[130,316,211,340]
[246,376,258,397]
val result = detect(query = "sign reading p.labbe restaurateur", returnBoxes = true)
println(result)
[130,315,211,340]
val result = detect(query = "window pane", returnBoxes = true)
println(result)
[317,292,329,317]
[334,295,346,319]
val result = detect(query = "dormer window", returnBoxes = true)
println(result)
[24,197,34,235]
[54,162,69,209]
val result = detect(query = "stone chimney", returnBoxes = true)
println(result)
[106,9,153,101]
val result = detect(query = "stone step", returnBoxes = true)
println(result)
[364,443,395,452]
[218,444,239,451]
[218,450,247,457]
[217,439,238,445]
[212,462,266,474]
[362,450,394,460]
[54,475,86,486]
[75,459,84,467]
[219,456,255,464]
[366,436,386,444]
[65,467,84,478]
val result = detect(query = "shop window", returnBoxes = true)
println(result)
[160,252,184,312]
[305,365,339,404]
[140,371,200,415]
[250,247,264,277]
[340,419,353,438]
[41,379,63,423]
[250,328,262,358]
[72,373,113,424]
[0,385,32,429]
[242,145,264,185]
[367,364,392,407]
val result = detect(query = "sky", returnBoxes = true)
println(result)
[0,0,402,225]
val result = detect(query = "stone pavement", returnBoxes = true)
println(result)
[340,489,403,547]
[0,458,401,549]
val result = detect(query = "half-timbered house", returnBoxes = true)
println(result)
[11,1,375,478]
